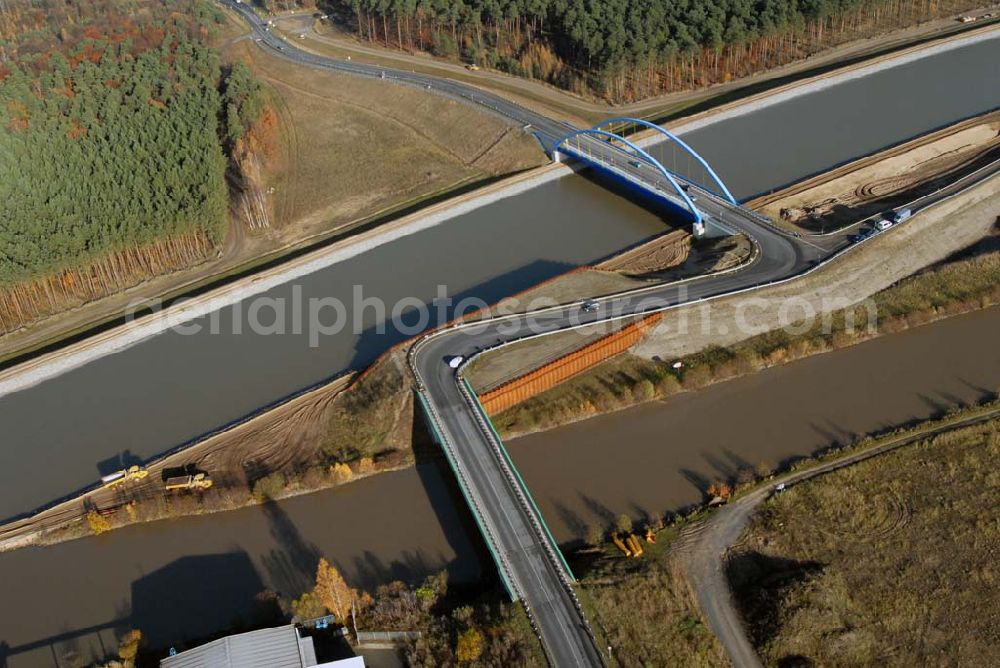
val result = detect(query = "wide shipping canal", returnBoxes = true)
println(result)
[0,35,997,521]
[2,304,998,666]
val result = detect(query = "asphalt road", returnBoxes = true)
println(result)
[217,4,999,664]
[222,0,571,146]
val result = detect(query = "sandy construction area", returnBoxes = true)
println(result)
[754,112,1000,231]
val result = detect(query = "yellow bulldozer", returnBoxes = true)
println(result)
[101,465,149,489]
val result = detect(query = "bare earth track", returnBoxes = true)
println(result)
[751,111,1000,231]
[675,405,1000,668]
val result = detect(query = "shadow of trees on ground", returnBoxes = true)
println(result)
[726,550,825,651]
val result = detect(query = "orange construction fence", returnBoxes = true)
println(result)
[479,313,662,415]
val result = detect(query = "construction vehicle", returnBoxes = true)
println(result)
[645,528,657,543]
[164,472,213,491]
[612,535,632,557]
[465,64,480,71]
[101,465,149,489]
[626,534,644,557]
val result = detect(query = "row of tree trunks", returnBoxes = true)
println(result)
[349,0,976,102]
[605,0,971,100]
[0,230,217,335]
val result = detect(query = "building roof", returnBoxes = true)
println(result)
[316,659,365,668]
[161,625,305,668]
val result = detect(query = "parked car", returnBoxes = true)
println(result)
[447,355,464,369]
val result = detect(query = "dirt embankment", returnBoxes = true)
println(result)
[596,229,692,275]
[594,228,752,281]
[750,111,1000,232]
[0,350,416,552]
[635,173,1000,360]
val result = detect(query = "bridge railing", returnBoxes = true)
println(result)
[415,388,577,664]
[554,128,703,226]
[414,391,521,601]
[455,377,603,663]
[596,117,738,205]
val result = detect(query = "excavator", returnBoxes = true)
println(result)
[612,534,632,557]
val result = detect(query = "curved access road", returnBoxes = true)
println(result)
[275,11,999,124]
[222,0,571,148]
[408,196,819,668]
[677,406,1000,667]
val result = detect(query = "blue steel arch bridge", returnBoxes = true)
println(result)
[551,117,752,237]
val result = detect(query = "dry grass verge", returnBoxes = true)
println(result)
[577,533,728,667]
[730,417,1000,665]
[229,40,545,245]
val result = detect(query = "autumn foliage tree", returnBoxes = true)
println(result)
[707,481,733,499]
[455,627,485,662]
[0,0,270,333]
[315,558,367,621]
[355,457,377,475]
[118,630,142,668]
[330,462,354,484]
[291,589,327,620]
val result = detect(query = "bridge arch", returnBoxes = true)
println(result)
[595,117,737,204]
[554,127,703,226]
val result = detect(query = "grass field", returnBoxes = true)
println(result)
[225,40,546,243]
[0,28,545,363]
[730,417,1000,666]
[577,534,728,667]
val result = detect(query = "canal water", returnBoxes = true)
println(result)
[1,306,997,666]
[0,35,997,522]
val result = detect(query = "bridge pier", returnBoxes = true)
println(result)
[699,218,735,238]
